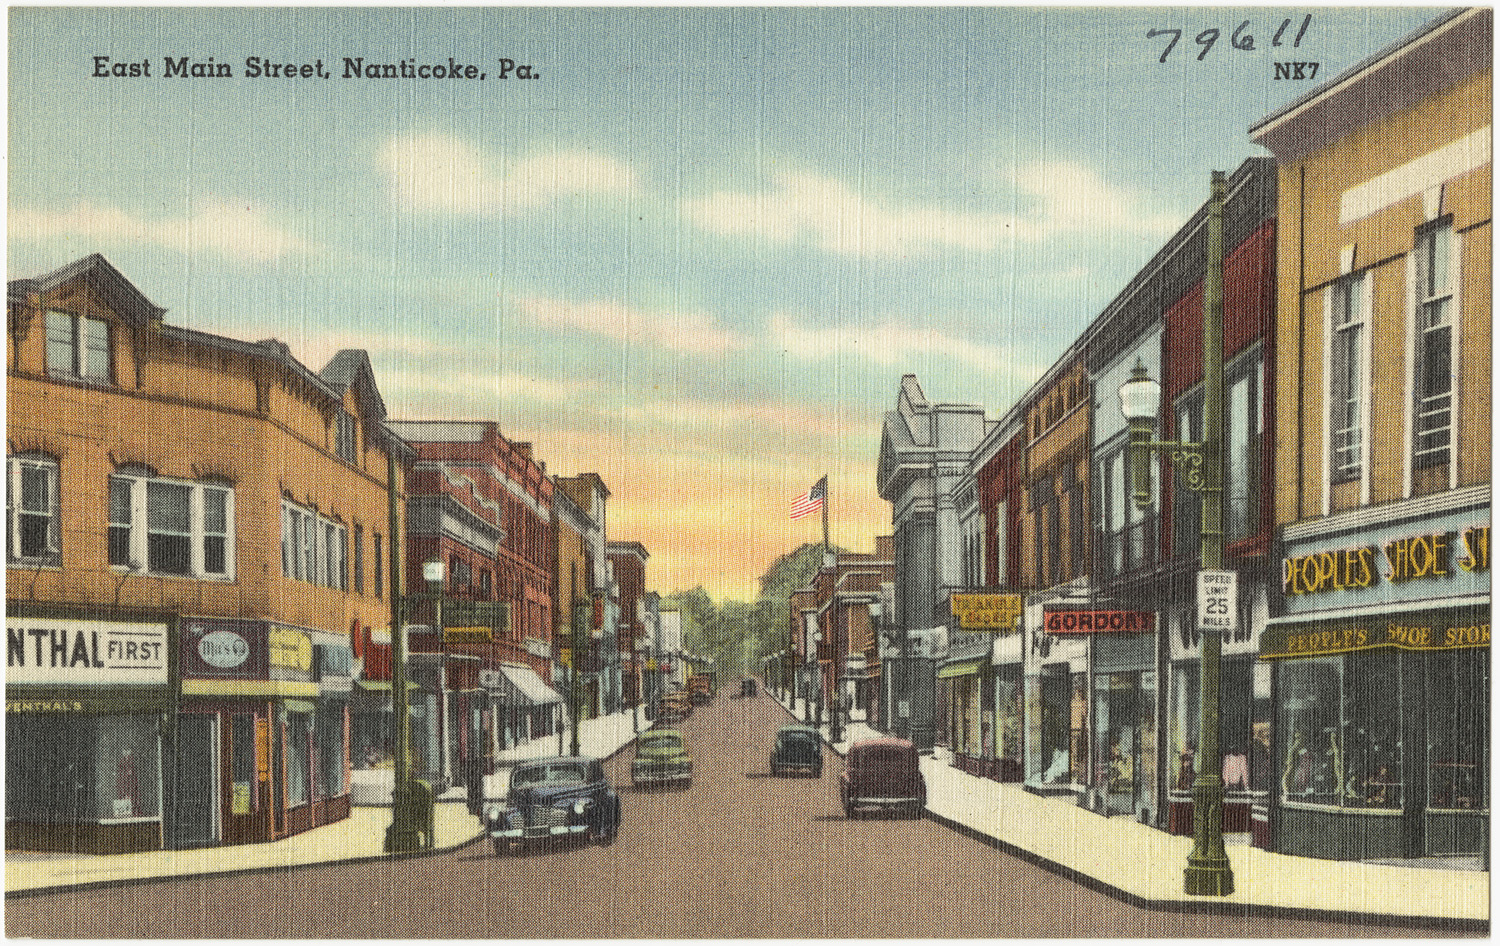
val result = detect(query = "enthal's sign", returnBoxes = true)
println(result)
[950,593,1023,631]
[6,618,168,686]
[1043,609,1154,634]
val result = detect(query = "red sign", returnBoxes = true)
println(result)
[1044,610,1155,634]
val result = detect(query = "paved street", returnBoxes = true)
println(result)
[5,693,1473,938]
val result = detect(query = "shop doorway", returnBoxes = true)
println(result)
[172,714,220,848]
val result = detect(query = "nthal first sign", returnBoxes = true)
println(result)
[7,618,170,685]
[1197,570,1238,632]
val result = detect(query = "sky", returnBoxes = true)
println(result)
[7,4,1449,602]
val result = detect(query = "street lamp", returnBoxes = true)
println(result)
[385,554,443,853]
[1119,170,1233,897]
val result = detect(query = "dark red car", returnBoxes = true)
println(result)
[840,737,927,818]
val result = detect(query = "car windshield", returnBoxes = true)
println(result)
[511,763,587,787]
[778,731,815,746]
[641,734,682,750]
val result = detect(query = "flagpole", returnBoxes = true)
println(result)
[820,476,830,556]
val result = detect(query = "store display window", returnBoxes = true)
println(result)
[1427,648,1487,812]
[1279,652,1403,809]
[6,713,162,822]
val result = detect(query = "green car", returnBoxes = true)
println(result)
[632,728,693,788]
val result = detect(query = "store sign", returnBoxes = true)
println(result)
[1261,610,1490,659]
[6,618,168,686]
[269,626,313,672]
[951,593,1023,631]
[444,626,493,645]
[181,619,268,679]
[1043,609,1154,634]
[1281,520,1490,606]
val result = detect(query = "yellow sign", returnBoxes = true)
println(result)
[268,626,313,671]
[443,626,493,644]
[950,593,1023,631]
[560,647,571,668]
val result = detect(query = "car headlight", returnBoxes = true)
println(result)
[484,804,505,825]
[571,799,590,817]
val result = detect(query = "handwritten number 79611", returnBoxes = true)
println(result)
[1148,14,1311,63]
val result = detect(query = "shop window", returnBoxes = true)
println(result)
[285,710,311,806]
[1279,652,1402,809]
[281,498,346,589]
[1226,352,1263,541]
[45,310,111,383]
[5,713,161,822]
[230,713,258,816]
[7,453,61,566]
[1412,218,1455,473]
[109,469,234,578]
[1427,648,1487,811]
[317,705,347,798]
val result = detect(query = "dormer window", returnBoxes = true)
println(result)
[45,311,111,383]
[335,409,358,463]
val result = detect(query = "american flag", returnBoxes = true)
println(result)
[790,476,826,520]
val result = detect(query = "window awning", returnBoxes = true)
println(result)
[937,659,984,680]
[498,663,563,705]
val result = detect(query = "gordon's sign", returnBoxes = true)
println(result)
[1043,609,1155,634]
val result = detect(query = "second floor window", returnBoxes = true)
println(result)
[1098,444,1156,580]
[46,311,111,383]
[281,498,346,589]
[109,470,233,577]
[7,454,61,566]
[1329,277,1366,484]
[1413,219,1455,471]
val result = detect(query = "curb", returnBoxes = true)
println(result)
[766,693,1486,933]
[8,733,643,900]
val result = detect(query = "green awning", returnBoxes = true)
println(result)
[937,659,984,680]
[353,680,419,691]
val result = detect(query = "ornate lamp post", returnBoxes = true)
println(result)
[384,546,443,853]
[1118,170,1234,897]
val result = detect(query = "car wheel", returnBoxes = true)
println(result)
[812,766,822,778]
[492,838,510,856]
[843,800,856,818]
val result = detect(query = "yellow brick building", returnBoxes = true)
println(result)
[7,254,407,851]
[1251,8,1490,862]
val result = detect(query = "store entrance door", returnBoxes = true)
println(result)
[172,714,220,849]
[1096,672,1144,816]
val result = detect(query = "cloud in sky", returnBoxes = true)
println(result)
[769,311,1039,381]
[380,133,638,215]
[9,199,315,262]
[682,170,1021,258]
[1015,161,1185,239]
[513,294,747,356]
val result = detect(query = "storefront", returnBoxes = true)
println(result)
[1024,603,1090,796]
[177,618,352,846]
[487,662,563,746]
[1163,581,1271,840]
[937,636,987,769]
[1266,506,1490,861]
[991,632,1024,782]
[1091,629,1157,820]
[6,612,173,853]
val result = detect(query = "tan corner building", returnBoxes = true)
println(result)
[1251,8,1490,862]
[7,255,405,852]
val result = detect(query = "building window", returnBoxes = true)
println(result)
[335,409,358,464]
[374,533,384,599]
[1413,219,1454,470]
[478,568,493,599]
[1279,652,1403,810]
[450,555,471,594]
[1226,350,1264,541]
[353,524,364,594]
[1098,443,1156,580]
[109,469,233,578]
[1329,276,1366,484]
[281,498,346,589]
[7,454,61,566]
[45,311,111,383]
[993,499,1008,586]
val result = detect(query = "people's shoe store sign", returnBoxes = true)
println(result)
[1281,520,1489,607]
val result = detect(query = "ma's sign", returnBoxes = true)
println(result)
[950,593,1023,631]
[7,618,169,686]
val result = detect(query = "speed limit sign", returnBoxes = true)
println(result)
[1198,569,1237,631]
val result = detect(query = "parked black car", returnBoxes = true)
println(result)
[769,724,823,777]
[840,737,926,818]
[485,756,621,854]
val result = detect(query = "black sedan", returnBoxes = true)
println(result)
[769,724,823,777]
[485,756,621,854]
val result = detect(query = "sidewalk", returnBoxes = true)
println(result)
[770,689,1488,930]
[5,710,644,897]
